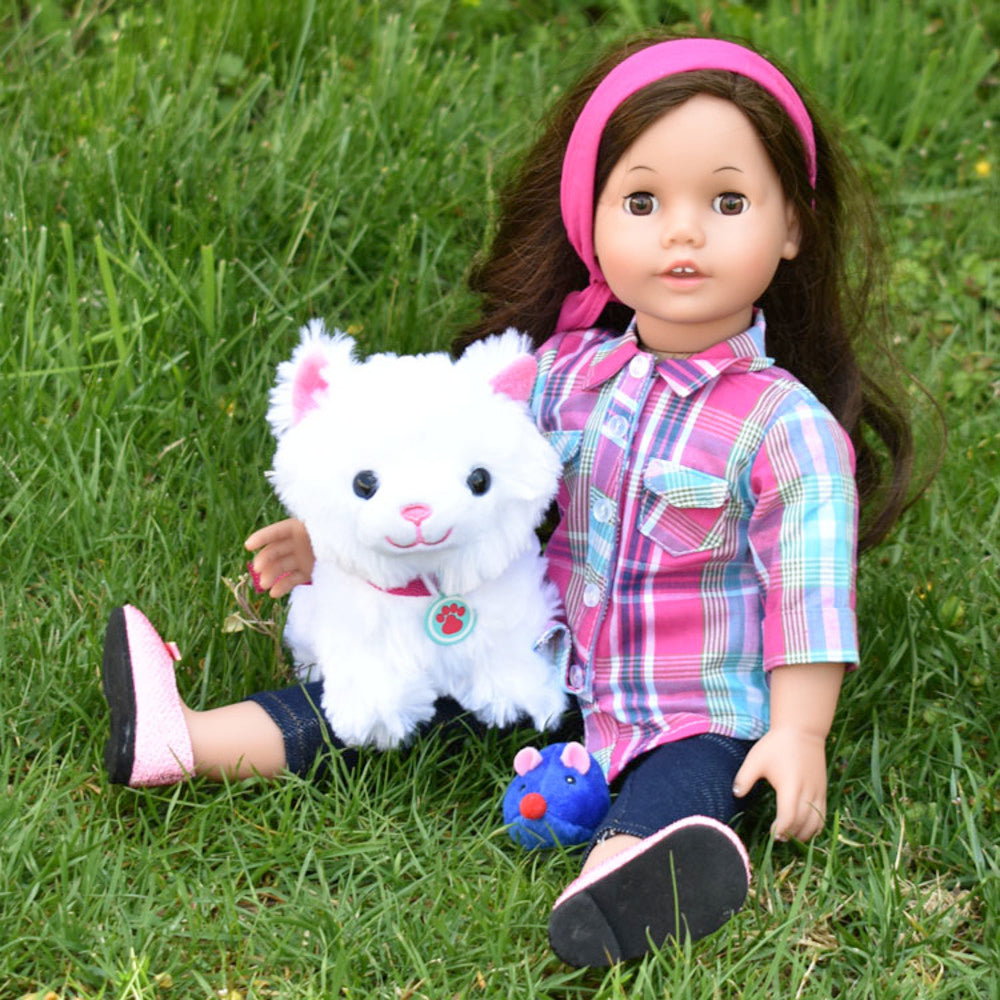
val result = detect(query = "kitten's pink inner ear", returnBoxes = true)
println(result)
[490,355,537,403]
[292,352,329,424]
[560,741,592,774]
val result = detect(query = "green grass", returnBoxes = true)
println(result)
[1,0,997,996]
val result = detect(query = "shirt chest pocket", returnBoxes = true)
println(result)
[639,463,731,557]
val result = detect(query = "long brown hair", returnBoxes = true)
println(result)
[458,31,929,551]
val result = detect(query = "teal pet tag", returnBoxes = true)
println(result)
[426,595,476,645]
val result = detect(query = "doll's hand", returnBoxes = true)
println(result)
[732,727,829,842]
[732,661,845,842]
[244,518,316,598]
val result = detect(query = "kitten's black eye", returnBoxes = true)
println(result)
[467,467,491,496]
[353,470,379,499]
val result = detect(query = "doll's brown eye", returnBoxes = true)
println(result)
[353,470,379,499]
[713,192,750,216]
[624,192,658,216]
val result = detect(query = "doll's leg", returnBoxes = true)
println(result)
[103,604,487,786]
[548,734,753,967]
[103,605,339,786]
[181,701,287,780]
[583,733,754,869]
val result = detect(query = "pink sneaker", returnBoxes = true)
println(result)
[102,605,195,786]
[548,815,750,967]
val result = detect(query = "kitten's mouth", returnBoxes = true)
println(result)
[386,527,453,550]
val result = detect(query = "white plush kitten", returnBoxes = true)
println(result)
[266,321,567,749]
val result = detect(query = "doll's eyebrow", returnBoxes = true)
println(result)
[713,165,744,174]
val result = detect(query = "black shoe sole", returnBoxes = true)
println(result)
[548,820,749,967]
[102,606,136,785]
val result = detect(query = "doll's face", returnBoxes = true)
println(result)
[593,93,801,355]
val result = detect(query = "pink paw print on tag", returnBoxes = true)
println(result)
[426,596,475,645]
[436,603,467,636]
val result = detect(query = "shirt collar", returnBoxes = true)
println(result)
[582,309,774,395]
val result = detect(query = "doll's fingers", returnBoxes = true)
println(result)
[247,557,282,594]
[273,548,311,578]
[268,571,305,599]
[270,567,315,598]
[245,518,298,552]
[247,552,273,587]
[773,795,826,842]
[251,541,300,577]
[798,799,827,841]
[247,560,266,593]
[770,808,793,842]
[245,526,277,551]
[769,779,805,841]
[732,757,762,799]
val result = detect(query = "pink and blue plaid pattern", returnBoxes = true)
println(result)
[532,312,859,781]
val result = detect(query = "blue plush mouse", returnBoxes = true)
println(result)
[502,741,611,849]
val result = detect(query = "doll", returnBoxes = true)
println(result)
[102,32,917,969]
[454,34,914,965]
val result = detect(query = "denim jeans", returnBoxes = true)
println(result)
[591,733,755,845]
[246,680,499,776]
[248,682,753,848]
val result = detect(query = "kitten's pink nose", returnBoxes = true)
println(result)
[400,504,432,526]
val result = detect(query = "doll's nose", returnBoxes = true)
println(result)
[660,205,703,247]
[400,503,432,526]
[519,792,547,821]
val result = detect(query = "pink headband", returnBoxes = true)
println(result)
[556,38,817,334]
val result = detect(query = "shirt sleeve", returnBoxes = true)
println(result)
[747,392,860,670]
[533,618,571,686]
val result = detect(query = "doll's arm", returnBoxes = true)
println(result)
[245,517,316,598]
[732,661,844,842]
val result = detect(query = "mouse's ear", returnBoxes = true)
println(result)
[513,746,543,776]
[559,742,593,775]
[268,319,357,437]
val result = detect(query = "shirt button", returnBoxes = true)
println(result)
[582,583,602,607]
[593,498,614,524]
[606,414,628,440]
[629,354,651,379]
[568,665,585,690]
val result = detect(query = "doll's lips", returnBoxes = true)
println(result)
[660,261,705,282]
[386,527,453,549]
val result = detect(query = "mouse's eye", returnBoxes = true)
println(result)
[353,470,379,499]
[565,775,577,785]
[466,467,491,496]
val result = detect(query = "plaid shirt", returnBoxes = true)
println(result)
[532,312,859,781]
